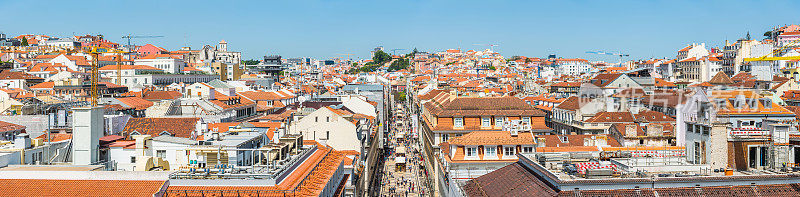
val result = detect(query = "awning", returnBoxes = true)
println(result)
[395,147,406,154]
[395,157,406,164]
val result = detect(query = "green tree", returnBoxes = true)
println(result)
[241,59,260,65]
[394,91,406,102]
[20,37,28,46]
[372,50,391,64]
[389,58,410,72]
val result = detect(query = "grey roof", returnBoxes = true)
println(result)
[152,135,197,145]
[206,79,233,89]
[342,84,384,92]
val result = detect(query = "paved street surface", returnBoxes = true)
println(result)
[379,102,430,197]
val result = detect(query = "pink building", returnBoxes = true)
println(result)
[136,44,168,57]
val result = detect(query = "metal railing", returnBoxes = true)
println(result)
[163,189,294,197]
[164,147,332,197]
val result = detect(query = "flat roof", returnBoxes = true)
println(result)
[518,153,800,191]
[0,165,104,171]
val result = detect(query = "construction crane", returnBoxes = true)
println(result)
[121,35,164,48]
[390,49,406,56]
[78,46,127,106]
[120,35,164,59]
[586,51,630,65]
[337,53,355,60]
[473,43,500,52]
[743,38,800,62]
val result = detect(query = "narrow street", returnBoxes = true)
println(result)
[378,99,430,197]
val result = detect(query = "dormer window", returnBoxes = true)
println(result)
[484,146,497,156]
[495,116,504,127]
[454,117,464,128]
[503,146,516,156]
[465,147,477,157]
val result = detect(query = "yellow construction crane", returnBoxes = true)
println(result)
[744,38,800,62]
[79,46,127,106]
[337,53,355,60]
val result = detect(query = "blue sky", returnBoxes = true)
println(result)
[1,0,799,62]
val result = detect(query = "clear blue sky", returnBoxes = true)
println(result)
[1,0,799,62]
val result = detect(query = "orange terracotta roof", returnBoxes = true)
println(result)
[537,146,600,152]
[35,133,72,142]
[654,78,676,87]
[99,65,160,71]
[122,117,199,138]
[207,122,241,133]
[708,72,734,85]
[448,131,537,146]
[0,179,166,197]
[115,97,154,110]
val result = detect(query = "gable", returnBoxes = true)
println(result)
[605,75,642,89]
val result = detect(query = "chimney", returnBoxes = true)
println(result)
[625,124,638,137]
[14,133,31,149]
[536,137,545,148]
[708,122,730,169]
[132,135,152,156]
[208,88,215,100]
[646,124,663,137]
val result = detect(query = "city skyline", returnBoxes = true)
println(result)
[2,0,799,62]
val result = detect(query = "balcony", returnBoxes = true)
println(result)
[729,127,769,136]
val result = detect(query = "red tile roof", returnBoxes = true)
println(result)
[448,131,537,146]
[463,163,558,197]
[115,97,154,110]
[35,133,72,142]
[590,73,622,87]
[98,65,160,71]
[0,70,43,80]
[0,179,166,197]
[0,120,25,132]
[584,112,636,123]
[708,71,734,85]
[122,117,199,138]
[555,96,596,111]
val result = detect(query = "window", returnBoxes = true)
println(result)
[495,116,504,127]
[485,146,496,156]
[522,147,533,153]
[315,117,318,122]
[504,147,515,156]
[326,116,330,122]
[481,117,491,127]
[454,118,463,127]
[156,150,166,159]
[466,147,477,157]
[522,117,531,124]
[130,156,136,163]
[441,134,449,142]
[693,142,701,164]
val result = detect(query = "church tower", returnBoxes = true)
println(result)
[218,40,228,52]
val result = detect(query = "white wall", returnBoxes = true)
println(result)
[293,107,360,151]
[109,147,136,171]
[150,141,190,170]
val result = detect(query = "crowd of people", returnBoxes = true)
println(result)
[380,103,428,197]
